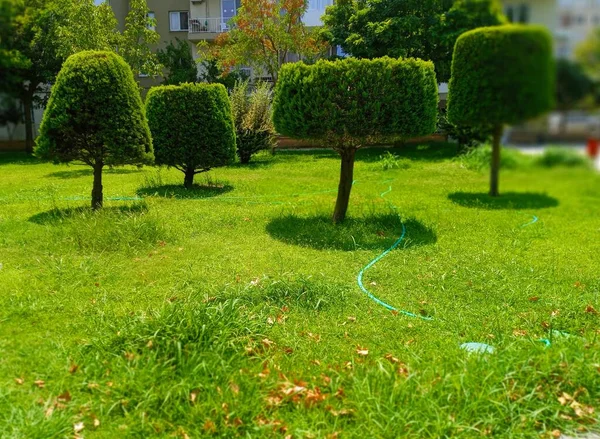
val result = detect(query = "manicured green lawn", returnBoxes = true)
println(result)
[0,145,598,438]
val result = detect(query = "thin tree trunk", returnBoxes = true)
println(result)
[91,162,104,210]
[490,125,503,197]
[184,168,195,189]
[23,93,34,155]
[333,148,356,224]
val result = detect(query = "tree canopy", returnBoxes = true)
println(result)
[321,0,506,83]
[199,0,325,84]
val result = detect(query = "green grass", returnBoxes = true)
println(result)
[0,144,599,438]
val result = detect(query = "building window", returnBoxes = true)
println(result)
[169,11,189,32]
[505,6,514,22]
[518,4,530,23]
[147,12,155,31]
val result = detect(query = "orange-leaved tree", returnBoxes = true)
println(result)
[199,0,325,84]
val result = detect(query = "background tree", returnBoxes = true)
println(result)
[118,0,161,78]
[447,25,554,197]
[273,57,438,223]
[157,39,198,85]
[230,81,275,164]
[576,28,600,79]
[555,59,593,133]
[36,51,154,209]
[199,0,325,84]
[145,83,236,188]
[0,0,66,153]
[198,59,249,90]
[58,0,161,78]
[321,0,505,83]
[0,96,24,141]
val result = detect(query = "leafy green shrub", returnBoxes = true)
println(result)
[536,147,590,168]
[230,81,275,164]
[35,51,154,209]
[448,25,554,196]
[273,57,438,223]
[379,151,411,170]
[145,83,236,188]
[459,144,527,171]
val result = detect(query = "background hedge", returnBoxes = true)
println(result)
[447,24,555,127]
[145,83,236,188]
[273,57,438,147]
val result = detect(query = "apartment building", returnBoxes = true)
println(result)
[106,0,333,86]
[555,0,600,58]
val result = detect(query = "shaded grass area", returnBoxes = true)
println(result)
[0,146,599,438]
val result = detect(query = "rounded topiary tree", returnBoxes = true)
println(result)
[145,83,236,188]
[447,25,554,197]
[273,57,438,223]
[36,51,154,210]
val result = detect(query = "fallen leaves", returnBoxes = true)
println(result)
[585,304,598,315]
[73,422,85,434]
[356,346,369,357]
[528,296,540,302]
[34,380,45,389]
[14,377,24,385]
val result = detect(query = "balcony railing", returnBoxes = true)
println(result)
[189,17,232,34]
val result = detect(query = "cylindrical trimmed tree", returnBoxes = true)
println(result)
[35,51,154,210]
[447,25,555,196]
[145,83,236,188]
[273,57,438,223]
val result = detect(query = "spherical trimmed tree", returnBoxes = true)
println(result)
[145,83,236,188]
[447,25,555,197]
[273,57,438,223]
[35,51,154,210]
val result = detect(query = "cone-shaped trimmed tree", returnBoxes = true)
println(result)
[447,25,554,197]
[273,57,438,223]
[35,51,154,209]
[145,83,236,188]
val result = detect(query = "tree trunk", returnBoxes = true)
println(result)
[184,168,195,189]
[490,125,503,197]
[23,93,34,155]
[333,148,356,224]
[91,162,104,210]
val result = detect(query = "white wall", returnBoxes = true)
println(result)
[303,0,333,27]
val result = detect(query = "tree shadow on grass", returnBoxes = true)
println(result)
[46,167,142,179]
[266,213,437,251]
[137,183,234,200]
[0,152,41,166]
[448,192,559,210]
[28,204,148,225]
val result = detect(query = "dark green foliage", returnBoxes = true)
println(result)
[230,81,275,164]
[145,83,236,188]
[273,57,438,222]
[437,108,492,149]
[321,0,505,83]
[556,59,593,111]
[436,0,507,81]
[157,38,198,85]
[0,95,23,141]
[35,50,153,209]
[199,59,249,91]
[447,25,554,127]
[273,57,438,145]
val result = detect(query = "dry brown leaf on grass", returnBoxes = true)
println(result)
[14,377,24,385]
[34,380,45,388]
[585,304,598,315]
